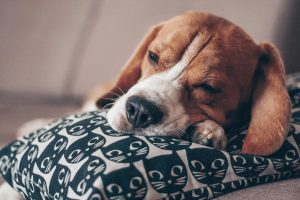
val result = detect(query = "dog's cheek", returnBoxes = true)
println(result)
[106,109,119,130]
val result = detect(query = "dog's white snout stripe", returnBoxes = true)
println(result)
[166,33,206,80]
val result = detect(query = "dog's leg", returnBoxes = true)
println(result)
[189,120,227,150]
[0,182,22,200]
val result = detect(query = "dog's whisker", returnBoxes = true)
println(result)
[101,102,115,110]
[116,86,125,95]
[103,102,114,107]
[161,117,184,129]
[100,103,114,110]
[176,127,195,143]
[152,117,186,138]
[108,90,122,98]
[102,97,117,102]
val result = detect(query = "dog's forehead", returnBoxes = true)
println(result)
[155,13,220,50]
[145,12,260,84]
[151,13,254,67]
[156,12,257,51]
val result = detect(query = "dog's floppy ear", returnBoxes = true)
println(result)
[242,42,291,156]
[96,23,164,108]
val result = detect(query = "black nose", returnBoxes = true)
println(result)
[126,96,163,128]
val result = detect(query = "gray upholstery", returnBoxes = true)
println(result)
[217,178,300,200]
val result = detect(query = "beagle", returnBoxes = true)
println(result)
[94,12,291,156]
[0,11,293,199]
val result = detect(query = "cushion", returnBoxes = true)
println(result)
[1,73,300,200]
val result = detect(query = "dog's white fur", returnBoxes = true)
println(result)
[107,33,227,146]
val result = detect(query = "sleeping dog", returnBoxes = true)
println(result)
[0,11,292,199]
[93,12,291,156]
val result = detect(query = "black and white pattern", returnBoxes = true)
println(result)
[1,74,300,200]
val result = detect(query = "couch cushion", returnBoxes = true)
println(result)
[0,73,300,200]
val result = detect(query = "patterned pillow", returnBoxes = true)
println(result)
[1,74,300,200]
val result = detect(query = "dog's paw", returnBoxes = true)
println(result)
[190,120,227,150]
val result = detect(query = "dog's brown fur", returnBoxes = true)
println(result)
[94,12,291,156]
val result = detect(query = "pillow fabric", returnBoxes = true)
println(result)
[1,73,300,200]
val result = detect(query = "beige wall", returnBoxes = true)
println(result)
[0,0,298,100]
[0,0,94,97]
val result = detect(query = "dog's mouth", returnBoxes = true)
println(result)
[106,99,192,138]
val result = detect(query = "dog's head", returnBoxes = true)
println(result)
[96,12,291,155]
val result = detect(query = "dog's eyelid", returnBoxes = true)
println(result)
[148,50,159,65]
[192,82,222,94]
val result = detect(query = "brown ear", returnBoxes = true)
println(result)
[242,42,291,156]
[96,23,164,108]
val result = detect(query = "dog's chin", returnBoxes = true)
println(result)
[134,126,186,137]
[108,120,186,138]
[106,100,190,137]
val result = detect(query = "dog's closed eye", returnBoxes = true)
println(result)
[193,83,222,94]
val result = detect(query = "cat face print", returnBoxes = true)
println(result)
[144,153,187,194]
[271,141,300,172]
[66,116,106,136]
[226,126,248,154]
[230,155,268,178]
[86,188,104,200]
[292,125,300,149]
[7,140,27,155]
[38,118,74,142]
[185,188,209,200]
[65,132,105,163]
[102,165,147,200]
[289,87,300,108]
[70,155,106,196]
[100,124,124,137]
[186,148,228,185]
[23,127,47,143]
[19,145,39,173]
[48,118,74,129]
[291,110,300,125]
[49,164,71,200]
[210,183,226,198]
[37,135,68,173]
[102,137,149,163]
[147,137,191,150]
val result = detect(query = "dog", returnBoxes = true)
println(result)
[0,11,292,199]
[93,12,291,156]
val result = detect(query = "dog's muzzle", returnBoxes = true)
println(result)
[125,96,163,128]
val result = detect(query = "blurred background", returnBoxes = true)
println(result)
[0,0,300,146]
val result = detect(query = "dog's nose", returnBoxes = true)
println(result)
[126,96,163,128]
